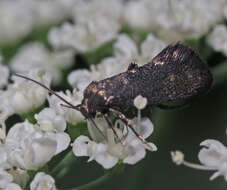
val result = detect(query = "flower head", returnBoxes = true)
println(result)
[72,116,157,169]
[5,120,58,170]
[0,169,22,190]
[35,107,66,132]
[134,95,148,110]
[171,139,227,181]
[171,151,184,165]
[10,42,74,85]
[0,1,33,44]
[34,108,70,154]
[30,172,57,190]
[9,69,51,114]
[207,24,227,56]
[48,0,123,53]
[48,89,84,124]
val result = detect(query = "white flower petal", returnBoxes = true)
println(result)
[144,142,157,152]
[6,121,58,170]
[72,135,91,157]
[0,147,11,169]
[200,139,227,155]
[206,24,227,56]
[53,132,71,154]
[123,140,146,165]
[92,143,118,169]
[141,34,166,60]
[198,139,227,168]
[48,90,84,124]
[30,172,56,190]
[123,1,151,29]
[114,34,138,59]
[9,69,51,114]
[30,137,57,169]
[35,108,66,132]
[139,118,154,139]
[0,169,13,189]
[68,69,92,91]
[210,171,221,181]
[5,183,22,190]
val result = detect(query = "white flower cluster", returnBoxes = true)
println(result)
[0,68,51,137]
[9,70,51,114]
[72,95,157,169]
[0,169,56,190]
[207,24,227,56]
[10,42,74,85]
[123,0,226,39]
[0,106,67,189]
[2,0,227,47]
[0,0,76,45]
[72,117,157,169]
[48,0,123,53]
[171,135,227,181]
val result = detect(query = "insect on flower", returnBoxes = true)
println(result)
[15,42,213,150]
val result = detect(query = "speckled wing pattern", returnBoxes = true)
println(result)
[94,43,213,112]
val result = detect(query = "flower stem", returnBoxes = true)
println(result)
[212,62,227,86]
[68,164,124,190]
[51,151,76,179]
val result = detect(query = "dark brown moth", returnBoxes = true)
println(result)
[15,42,213,150]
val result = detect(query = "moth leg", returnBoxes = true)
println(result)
[104,114,125,147]
[88,118,107,141]
[157,103,189,110]
[106,113,129,140]
[109,108,154,151]
[60,103,74,109]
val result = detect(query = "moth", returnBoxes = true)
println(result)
[15,42,213,150]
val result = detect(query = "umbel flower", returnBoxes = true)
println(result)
[48,89,84,124]
[30,172,57,190]
[48,0,122,53]
[207,24,227,56]
[10,42,74,85]
[171,138,227,181]
[72,95,157,169]
[9,69,51,114]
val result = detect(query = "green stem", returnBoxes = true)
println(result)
[212,62,227,86]
[68,164,124,190]
[51,151,76,179]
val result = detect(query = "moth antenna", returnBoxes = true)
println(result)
[60,103,74,109]
[14,73,80,111]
